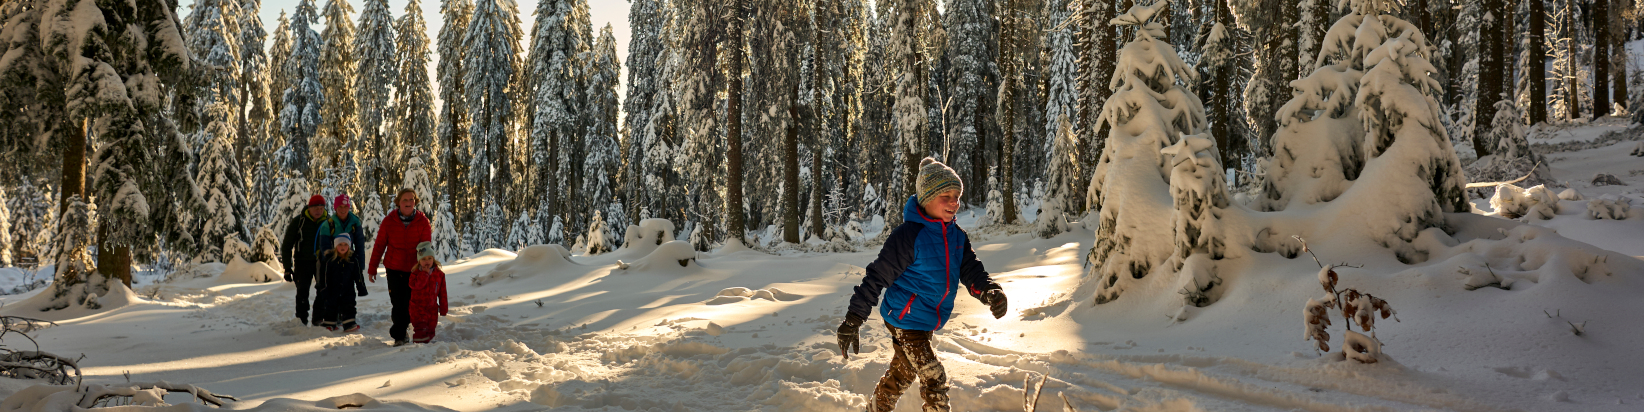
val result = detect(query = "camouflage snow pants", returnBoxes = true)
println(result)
[869,322,950,412]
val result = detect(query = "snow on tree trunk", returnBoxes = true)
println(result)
[1082,1,1207,305]
[0,187,10,266]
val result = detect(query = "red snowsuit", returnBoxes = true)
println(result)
[409,265,448,343]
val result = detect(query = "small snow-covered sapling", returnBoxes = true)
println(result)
[1304,265,1398,363]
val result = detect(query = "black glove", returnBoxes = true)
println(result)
[357,288,368,297]
[284,268,293,282]
[981,289,1008,319]
[837,312,865,360]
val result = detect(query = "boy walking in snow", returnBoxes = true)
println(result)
[838,157,1010,412]
[409,241,448,344]
[281,194,329,325]
[316,233,368,332]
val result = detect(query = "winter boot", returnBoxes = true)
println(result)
[340,320,360,333]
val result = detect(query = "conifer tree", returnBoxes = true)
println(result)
[393,0,437,172]
[433,194,461,260]
[195,118,251,262]
[945,0,998,208]
[281,0,324,176]
[585,25,623,236]
[438,0,474,222]
[463,0,523,207]
[526,0,591,225]
[269,11,294,131]
[1527,0,1546,124]
[1076,0,1118,216]
[316,0,361,174]
[237,0,270,165]
[356,0,398,208]
[622,0,667,229]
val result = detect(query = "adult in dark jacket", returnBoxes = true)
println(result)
[280,195,329,325]
[838,158,1008,412]
[370,188,432,346]
[315,233,368,332]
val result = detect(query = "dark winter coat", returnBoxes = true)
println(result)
[848,196,1001,331]
[317,250,368,296]
[370,210,432,274]
[280,212,328,269]
[316,213,366,272]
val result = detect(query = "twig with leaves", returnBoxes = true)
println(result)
[1297,240,1398,364]
[0,316,81,386]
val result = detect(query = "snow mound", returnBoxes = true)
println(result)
[623,218,676,248]
[1489,184,1559,220]
[706,287,803,305]
[472,245,576,286]
[218,257,282,284]
[1428,223,1641,287]
[615,240,696,272]
[1587,195,1634,220]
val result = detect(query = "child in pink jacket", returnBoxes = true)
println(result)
[410,242,448,344]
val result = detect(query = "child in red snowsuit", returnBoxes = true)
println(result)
[410,241,448,343]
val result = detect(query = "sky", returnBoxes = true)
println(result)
[181,0,633,120]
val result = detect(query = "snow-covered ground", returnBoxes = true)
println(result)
[2,127,1642,411]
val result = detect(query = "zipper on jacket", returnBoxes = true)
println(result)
[898,293,917,320]
[936,222,952,330]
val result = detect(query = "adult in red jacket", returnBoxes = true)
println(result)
[370,188,432,346]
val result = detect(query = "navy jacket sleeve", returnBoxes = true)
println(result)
[959,237,1001,300]
[279,216,300,269]
[847,223,921,320]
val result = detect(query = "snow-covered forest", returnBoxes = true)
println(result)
[1,0,1643,409]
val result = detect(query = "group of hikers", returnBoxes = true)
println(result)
[272,158,1005,410]
[278,188,448,347]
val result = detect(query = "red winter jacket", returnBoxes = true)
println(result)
[410,266,448,315]
[370,210,432,274]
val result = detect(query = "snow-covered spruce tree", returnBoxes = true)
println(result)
[2,181,54,263]
[526,0,577,219]
[1230,0,1298,153]
[195,112,253,263]
[1043,0,1076,162]
[1037,116,1077,238]
[887,0,932,232]
[977,167,1003,228]
[1163,133,1232,307]
[1296,0,1331,75]
[393,0,437,180]
[437,0,473,221]
[505,210,532,251]
[315,0,360,174]
[183,0,244,147]
[1468,100,1552,197]
[1197,0,1250,167]
[672,0,725,249]
[944,0,998,208]
[272,171,312,236]
[1286,0,1467,263]
[269,11,293,136]
[471,200,504,251]
[1075,0,1119,216]
[358,182,385,250]
[236,0,270,164]
[583,25,622,238]
[621,0,666,227]
[401,152,437,214]
[1084,1,1208,305]
[1258,56,1366,210]
[433,194,461,261]
[355,0,397,208]
[584,210,610,255]
[463,0,523,205]
[250,225,280,264]
[280,0,324,176]
[47,196,99,310]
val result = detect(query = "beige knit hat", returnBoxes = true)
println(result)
[915,157,963,205]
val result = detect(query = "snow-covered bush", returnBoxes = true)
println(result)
[1303,265,1398,364]
[45,197,105,311]
[221,237,251,265]
[1083,1,1207,304]
[1036,116,1076,239]
[432,195,461,262]
[622,218,676,248]
[977,167,1004,228]
[1489,184,1559,220]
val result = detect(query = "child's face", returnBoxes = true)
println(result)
[336,243,350,254]
[923,190,960,222]
[419,256,435,267]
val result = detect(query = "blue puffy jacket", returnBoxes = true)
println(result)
[848,196,1001,331]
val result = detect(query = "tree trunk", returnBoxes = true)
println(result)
[96,223,132,287]
[1473,0,1499,157]
[1595,0,1612,117]
[725,0,746,245]
[784,83,801,244]
[972,102,987,210]
[1211,0,1233,165]
[1529,0,1546,125]
[998,0,1019,225]
[1613,0,1629,113]
[810,144,825,239]
[1567,0,1581,120]
[61,119,88,215]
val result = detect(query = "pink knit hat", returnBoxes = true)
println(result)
[333,193,352,210]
